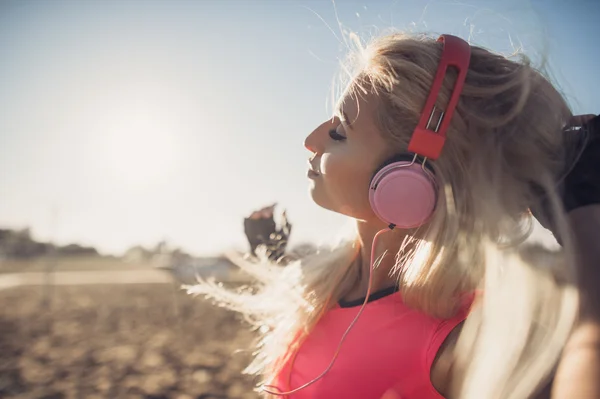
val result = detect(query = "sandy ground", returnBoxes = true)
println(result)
[0,283,260,399]
[0,270,173,291]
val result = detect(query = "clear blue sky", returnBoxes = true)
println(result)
[0,0,598,256]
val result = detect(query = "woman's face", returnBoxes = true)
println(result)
[304,93,394,222]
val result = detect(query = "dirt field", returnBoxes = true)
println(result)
[0,283,260,399]
[0,256,154,274]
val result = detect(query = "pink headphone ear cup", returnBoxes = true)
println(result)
[369,162,437,229]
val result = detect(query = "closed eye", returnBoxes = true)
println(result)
[328,128,346,141]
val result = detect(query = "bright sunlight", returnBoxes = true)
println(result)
[95,93,181,187]
[105,117,178,186]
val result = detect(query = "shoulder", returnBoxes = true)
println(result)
[427,297,475,397]
[428,320,556,399]
[430,321,464,398]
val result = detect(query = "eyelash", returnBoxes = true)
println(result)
[328,127,346,141]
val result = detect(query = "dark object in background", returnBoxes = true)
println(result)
[243,204,292,262]
[531,114,600,242]
[560,115,600,213]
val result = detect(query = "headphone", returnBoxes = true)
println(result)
[263,34,471,397]
[369,34,471,230]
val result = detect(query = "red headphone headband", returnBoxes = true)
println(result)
[407,34,471,160]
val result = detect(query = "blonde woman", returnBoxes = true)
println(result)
[189,33,599,398]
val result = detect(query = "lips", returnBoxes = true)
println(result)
[307,160,321,177]
[307,169,320,178]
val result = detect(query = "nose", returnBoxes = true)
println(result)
[304,135,317,153]
[304,128,320,153]
[304,119,335,153]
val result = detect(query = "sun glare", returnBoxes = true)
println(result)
[104,111,179,186]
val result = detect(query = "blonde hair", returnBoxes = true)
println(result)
[188,32,579,398]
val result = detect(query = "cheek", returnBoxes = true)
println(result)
[321,152,375,210]
[320,152,341,176]
[321,152,365,184]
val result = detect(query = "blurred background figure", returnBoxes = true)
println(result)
[243,204,292,262]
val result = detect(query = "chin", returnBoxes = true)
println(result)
[308,190,372,220]
[308,187,329,209]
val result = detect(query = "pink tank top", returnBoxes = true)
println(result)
[272,288,470,399]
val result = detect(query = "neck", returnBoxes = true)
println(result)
[344,220,408,301]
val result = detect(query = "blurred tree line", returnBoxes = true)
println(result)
[0,203,310,263]
[0,227,98,259]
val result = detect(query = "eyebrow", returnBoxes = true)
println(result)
[340,111,353,128]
